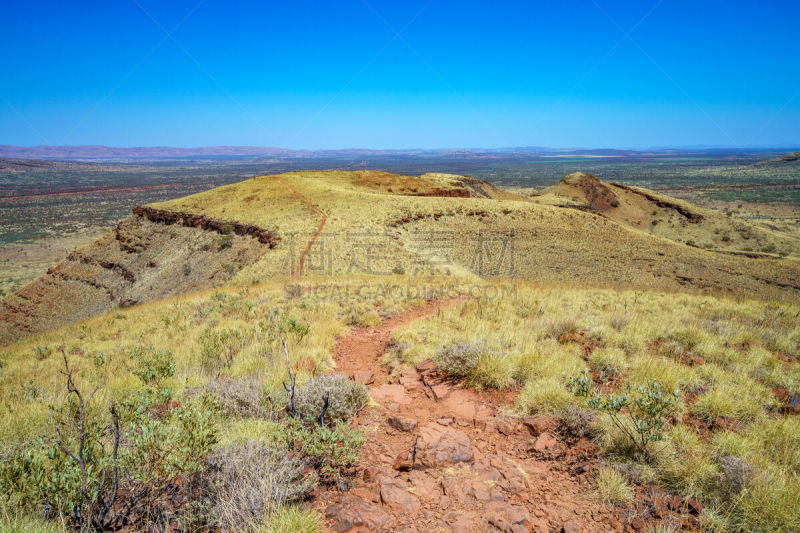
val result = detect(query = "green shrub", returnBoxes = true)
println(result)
[129,345,176,386]
[0,351,221,531]
[569,371,680,457]
[199,328,242,374]
[294,374,369,423]
[286,419,365,481]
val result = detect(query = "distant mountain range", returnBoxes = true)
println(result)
[0,144,796,161]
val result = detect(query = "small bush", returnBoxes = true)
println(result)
[216,234,234,251]
[195,377,270,419]
[560,407,597,438]
[342,303,381,328]
[435,341,485,378]
[690,380,774,423]
[295,374,369,423]
[548,317,580,340]
[516,376,577,416]
[261,505,321,533]
[608,311,630,332]
[199,328,243,374]
[596,467,633,506]
[588,347,628,374]
[202,441,316,531]
[715,455,755,497]
[130,345,176,386]
[31,346,52,360]
[286,419,366,481]
[569,371,681,457]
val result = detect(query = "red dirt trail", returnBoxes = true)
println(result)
[317,299,699,532]
[273,176,327,279]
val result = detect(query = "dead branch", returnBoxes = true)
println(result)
[56,349,89,499]
[282,341,297,417]
[319,393,330,427]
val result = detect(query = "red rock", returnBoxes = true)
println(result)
[371,383,410,405]
[351,484,381,503]
[363,466,380,482]
[430,383,453,400]
[325,495,392,531]
[629,517,645,531]
[380,476,421,514]
[407,470,441,501]
[522,416,559,436]
[495,415,521,435]
[484,501,533,532]
[686,497,703,515]
[353,370,374,385]
[562,519,582,533]
[400,367,420,380]
[445,511,476,533]
[531,517,549,533]
[533,432,558,452]
[393,450,413,471]
[437,416,454,426]
[416,359,438,374]
[388,415,418,432]
[414,423,474,468]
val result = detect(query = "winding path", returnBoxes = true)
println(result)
[273,176,327,279]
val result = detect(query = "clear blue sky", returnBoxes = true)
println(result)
[1,0,799,149]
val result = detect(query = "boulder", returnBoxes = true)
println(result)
[388,415,418,432]
[414,423,474,468]
[380,476,421,514]
[325,495,392,532]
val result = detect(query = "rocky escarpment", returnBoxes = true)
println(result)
[133,206,280,247]
[0,210,280,345]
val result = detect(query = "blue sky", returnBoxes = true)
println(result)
[1,0,799,149]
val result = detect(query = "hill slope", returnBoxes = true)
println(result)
[535,171,800,257]
[754,150,800,166]
[2,170,799,345]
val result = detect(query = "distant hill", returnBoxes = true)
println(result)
[754,150,800,166]
[0,145,296,160]
[534,172,800,256]
[4,144,792,161]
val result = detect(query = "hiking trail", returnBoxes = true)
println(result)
[317,299,700,532]
[274,176,327,279]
